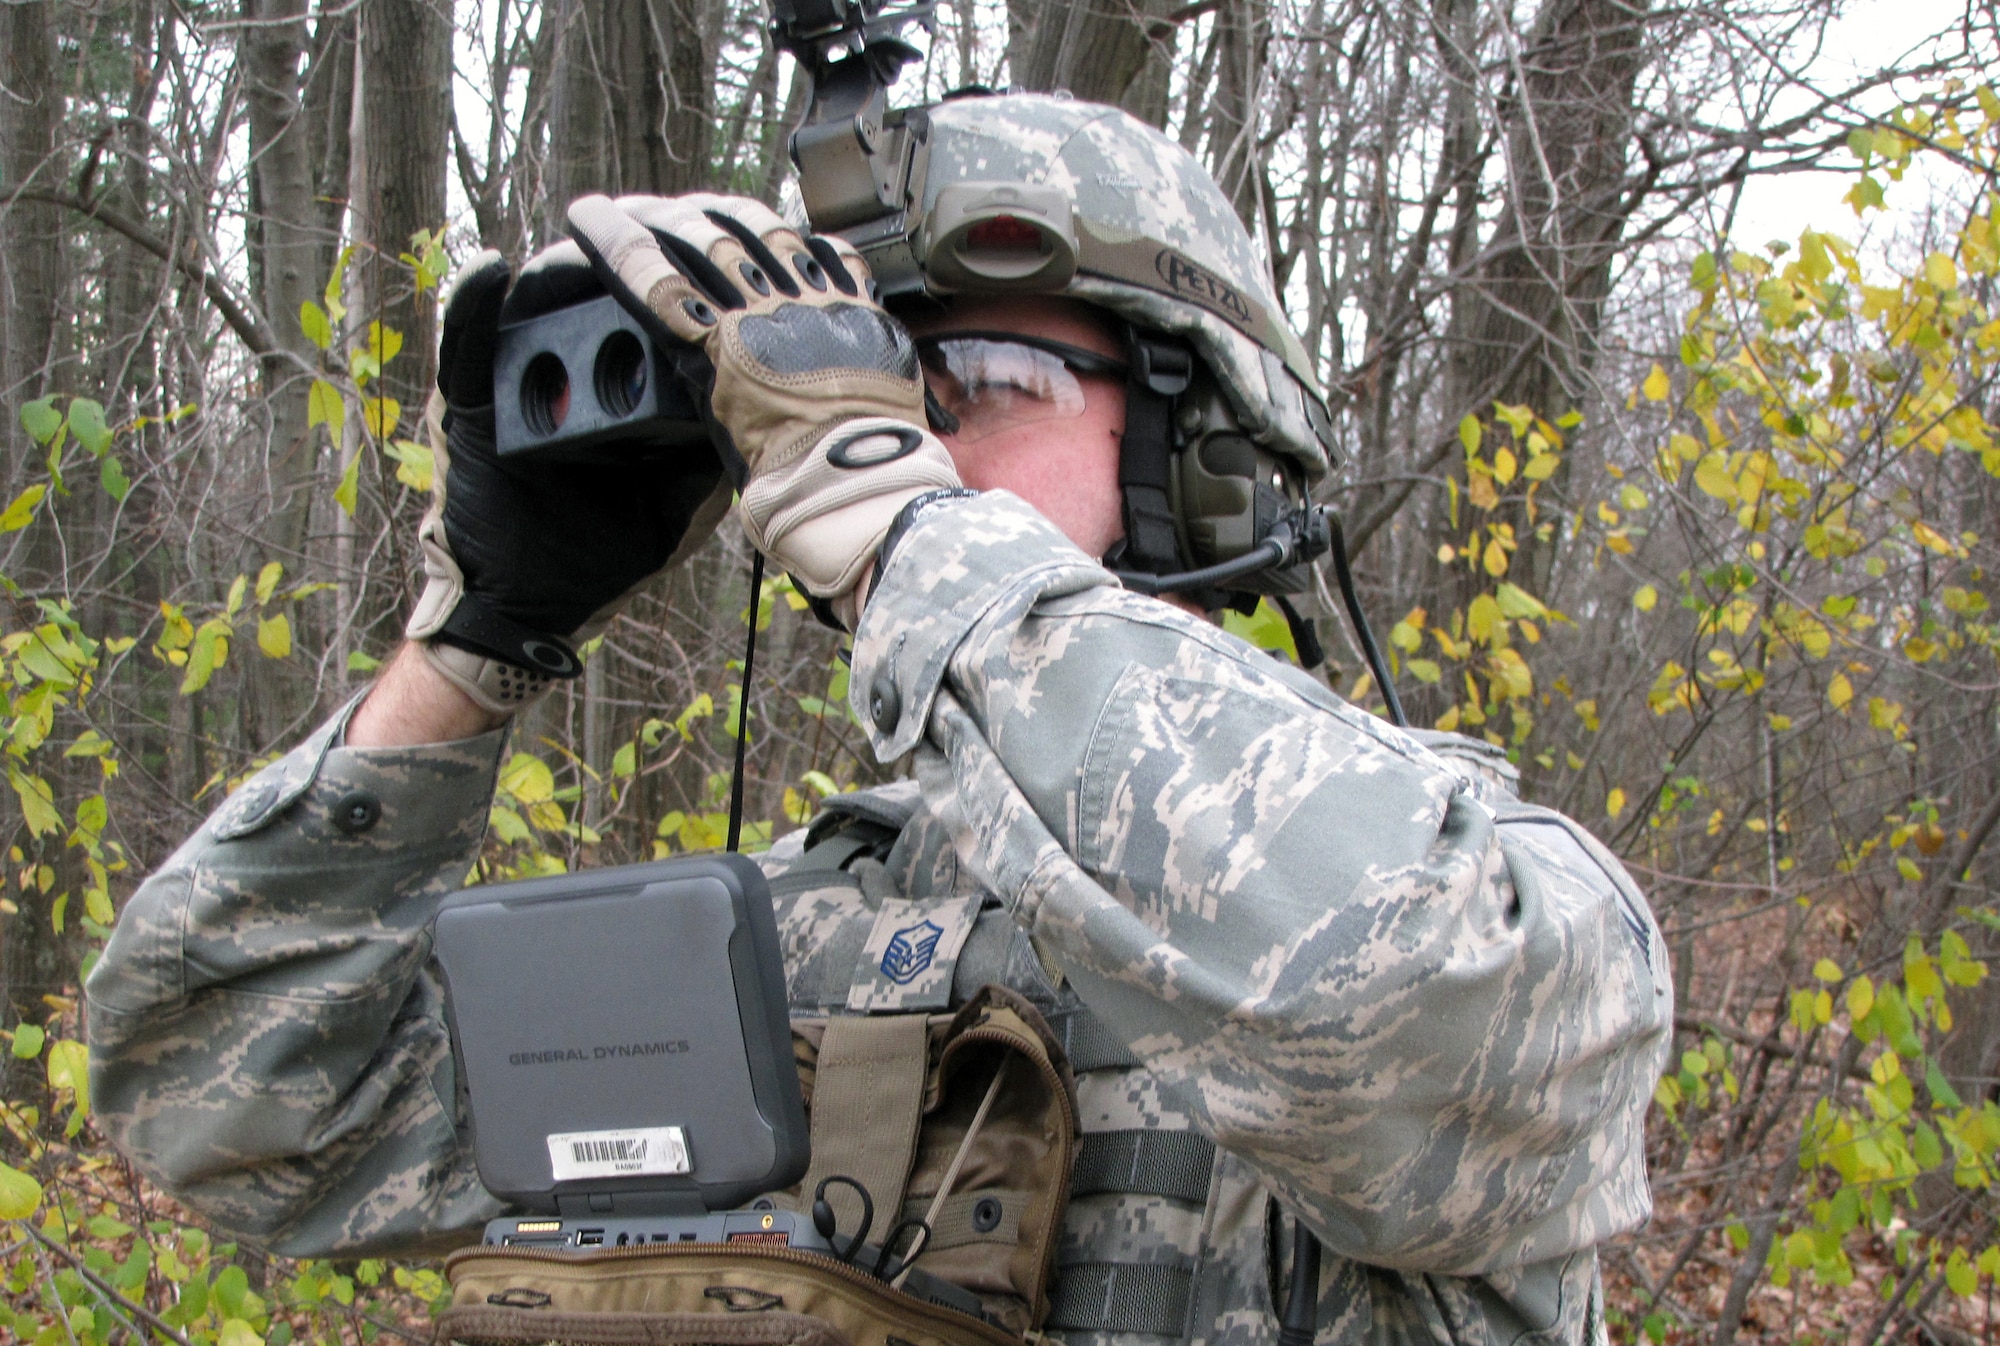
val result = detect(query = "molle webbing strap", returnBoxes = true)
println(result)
[1044,1260,1196,1338]
[1071,1129,1216,1204]
[799,1013,931,1245]
[1049,1005,1142,1073]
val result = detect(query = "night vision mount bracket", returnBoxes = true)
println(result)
[772,0,940,298]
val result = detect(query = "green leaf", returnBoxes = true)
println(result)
[0,1161,42,1220]
[10,1024,44,1060]
[334,449,361,516]
[1492,582,1548,620]
[8,767,61,837]
[1221,598,1301,663]
[255,561,284,605]
[1457,415,1481,454]
[100,455,130,501]
[0,484,48,532]
[66,398,113,455]
[611,742,637,778]
[1926,1058,1964,1108]
[180,619,231,694]
[46,1038,88,1114]
[324,244,354,320]
[85,887,113,924]
[19,396,62,444]
[307,379,345,436]
[1946,1249,1977,1298]
[384,438,434,492]
[299,300,333,350]
[346,649,381,673]
[488,805,530,845]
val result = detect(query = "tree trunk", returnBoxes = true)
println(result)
[1438,0,1649,600]
[1006,0,1179,126]
[0,0,66,516]
[0,0,74,1085]
[352,0,450,417]
[543,0,716,239]
[242,0,327,560]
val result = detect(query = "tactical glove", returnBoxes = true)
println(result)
[406,246,733,714]
[566,194,961,618]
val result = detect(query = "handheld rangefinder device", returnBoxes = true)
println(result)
[432,854,809,1227]
[492,293,713,461]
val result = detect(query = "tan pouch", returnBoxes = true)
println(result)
[439,985,1076,1346]
[437,1241,1022,1346]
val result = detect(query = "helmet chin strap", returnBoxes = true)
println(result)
[1106,330,1193,577]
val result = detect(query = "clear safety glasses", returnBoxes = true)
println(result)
[915,332,1127,442]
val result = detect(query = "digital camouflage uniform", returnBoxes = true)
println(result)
[86,493,1673,1346]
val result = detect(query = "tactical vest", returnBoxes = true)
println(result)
[438,784,1272,1346]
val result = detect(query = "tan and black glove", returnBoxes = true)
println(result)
[408,245,732,714]
[566,194,962,619]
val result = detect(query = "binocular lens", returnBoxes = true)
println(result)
[595,331,648,418]
[522,353,571,436]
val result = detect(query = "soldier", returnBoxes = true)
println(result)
[86,96,1672,1345]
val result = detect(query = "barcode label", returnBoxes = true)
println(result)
[546,1126,690,1182]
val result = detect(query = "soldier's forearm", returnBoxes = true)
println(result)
[348,641,510,747]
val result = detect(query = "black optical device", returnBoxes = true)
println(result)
[432,854,809,1220]
[491,293,712,461]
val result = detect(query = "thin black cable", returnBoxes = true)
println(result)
[726,550,766,852]
[1323,511,1408,729]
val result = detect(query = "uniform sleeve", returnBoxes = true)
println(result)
[850,492,1674,1278]
[84,697,512,1258]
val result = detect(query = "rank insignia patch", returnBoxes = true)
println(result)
[881,919,945,984]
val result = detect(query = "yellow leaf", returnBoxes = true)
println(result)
[1606,787,1628,819]
[218,1319,266,1346]
[1466,594,1501,642]
[0,484,47,533]
[1925,251,1958,291]
[1848,975,1874,1021]
[498,753,555,804]
[1482,537,1509,576]
[1828,673,1853,710]
[254,560,284,605]
[1633,585,1658,612]
[257,614,292,659]
[1693,452,1737,501]
[0,1160,42,1220]
[1492,448,1517,485]
[1911,520,1956,555]
[1813,958,1842,983]
[385,438,435,493]
[1642,363,1670,401]
[1458,415,1481,454]
[361,396,402,441]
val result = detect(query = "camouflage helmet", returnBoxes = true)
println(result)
[918,95,1334,480]
[847,93,1338,482]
